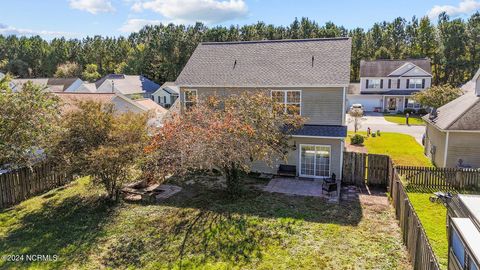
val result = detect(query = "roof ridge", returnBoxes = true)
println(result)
[201,37,349,45]
[361,58,429,63]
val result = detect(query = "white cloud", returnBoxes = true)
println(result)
[133,0,248,24]
[428,0,480,19]
[69,0,115,14]
[0,23,73,38]
[119,19,162,32]
[131,1,143,12]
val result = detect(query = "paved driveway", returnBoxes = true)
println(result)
[346,112,425,145]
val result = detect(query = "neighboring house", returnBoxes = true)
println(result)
[447,194,480,270]
[55,93,166,127]
[175,38,351,179]
[95,74,160,99]
[423,68,480,168]
[347,59,432,112]
[151,82,179,108]
[67,82,97,93]
[11,77,83,92]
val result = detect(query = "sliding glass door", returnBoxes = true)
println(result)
[300,145,331,178]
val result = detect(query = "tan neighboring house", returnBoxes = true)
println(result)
[423,69,480,168]
[175,38,351,179]
[55,93,167,127]
[11,77,83,92]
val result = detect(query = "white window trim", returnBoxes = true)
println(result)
[367,79,381,89]
[408,78,423,89]
[271,90,302,115]
[183,89,198,106]
[298,144,331,179]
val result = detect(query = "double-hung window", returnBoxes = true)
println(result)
[271,90,301,115]
[409,78,423,89]
[367,79,381,89]
[184,89,197,109]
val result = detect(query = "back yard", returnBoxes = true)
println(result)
[0,176,411,269]
[349,132,446,269]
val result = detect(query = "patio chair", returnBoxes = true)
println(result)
[322,173,338,196]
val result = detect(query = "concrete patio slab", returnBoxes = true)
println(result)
[263,178,342,203]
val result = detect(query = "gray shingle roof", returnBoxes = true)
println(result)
[95,74,160,94]
[424,90,480,130]
[175,38,352,87]
[290,125,347,137]
[360,59,431,77]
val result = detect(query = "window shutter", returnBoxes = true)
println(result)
[397,79,400,88]
[406,79,410,89]
[366,79,369,89]
[422,79,426,88]
[380,79,383,89]
[388,79,391,88]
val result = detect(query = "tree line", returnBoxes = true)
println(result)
[1,13,479,86]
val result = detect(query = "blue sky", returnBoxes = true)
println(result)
[1,0,479,39]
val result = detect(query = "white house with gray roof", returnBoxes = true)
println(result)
[347,59,432,112]
[151,82,179,108]
[95,74,160,99]
[175,38,351,179]
[423,68,480,168]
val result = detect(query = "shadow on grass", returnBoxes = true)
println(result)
[160,183,363,226]
[0,194,115,269]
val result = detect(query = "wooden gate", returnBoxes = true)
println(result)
[342,152,391,187]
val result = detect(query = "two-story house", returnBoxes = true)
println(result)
[175,38,351,179]
[347,59,432,112]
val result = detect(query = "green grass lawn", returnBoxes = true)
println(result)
[383,114,425,126]
[349,131,432,167]
[0,176,411,269]
[406,192,448,269]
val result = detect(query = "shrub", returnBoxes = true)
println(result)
[404,108,416,115]
[350,134,364,145]
[371,133,376,137]
[376,130,381,136]
[417,108,428,115]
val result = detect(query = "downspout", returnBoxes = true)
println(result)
[342,86,346,125]
[443,131,450,167]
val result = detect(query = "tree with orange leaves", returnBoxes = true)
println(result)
[145,92,305,196]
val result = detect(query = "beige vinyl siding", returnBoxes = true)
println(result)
[251,137,343,178]
[179,86,344,125]
[446,132,480,168]
[425,123,447,167]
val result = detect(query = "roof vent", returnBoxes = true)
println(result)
[233,59,237,69]
[312,56,314,67]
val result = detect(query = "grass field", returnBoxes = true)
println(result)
[406,192,448,269]
[349,131,432,167]
[0,176,411,269]
[383,114,425,126]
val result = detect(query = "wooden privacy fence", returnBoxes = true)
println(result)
[397,166,480,190]
[342,152,391,187]
[390,168,440,270]
[0,163,72,209]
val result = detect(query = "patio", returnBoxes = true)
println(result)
[263,178,360,203]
